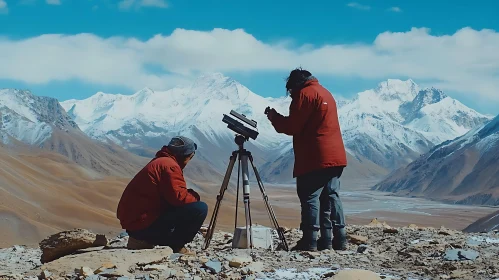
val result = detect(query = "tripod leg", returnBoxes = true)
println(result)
[203,152,237,250]
[248,155,289,251]
[235,153,241,229]
[240,153,254,249]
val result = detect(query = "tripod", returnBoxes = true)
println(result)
[202,134,289,251]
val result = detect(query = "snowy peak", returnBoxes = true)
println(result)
[130,87,154,104]
[0,88,80,146]
[375,79,420,102]
[414,88,448,107]
[338,79,491,169]
[189,72,252,101]
[0,89,78,131]
[400,88,448,122]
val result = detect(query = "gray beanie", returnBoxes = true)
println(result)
[167,136,197,156]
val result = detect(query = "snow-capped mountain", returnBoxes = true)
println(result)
[337,79,491,169]
[0,88,146,177]
[262,79,491,182]
[0,89,79,146]
[373,114,499,206]
[61,73,293,174]
[60,73,491,184]
[62,73,291,151]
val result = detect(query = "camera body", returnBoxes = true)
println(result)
[222,110,259,140]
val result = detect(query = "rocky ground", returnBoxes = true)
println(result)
[1,219,498,280]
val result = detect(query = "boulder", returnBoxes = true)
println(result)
[40,247,173,277]
[348,235,368,245]
[39,229,108,263]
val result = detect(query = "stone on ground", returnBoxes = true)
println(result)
[38,247,173,277]
[330,269,381,280]
[232,225,273,249]
[39,228,108,263]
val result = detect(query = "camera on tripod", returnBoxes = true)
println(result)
[222,110,259,140]
[203,108,290,251]
[264,106,270,115]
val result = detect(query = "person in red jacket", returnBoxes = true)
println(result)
[266,68,348,251]
[117,136,207,253]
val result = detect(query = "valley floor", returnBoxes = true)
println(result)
[206,180,498,235]
[1,178,497,249]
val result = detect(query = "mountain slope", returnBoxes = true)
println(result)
[373,114,499,205]
[463,210,499,233]
[1,88,148,177]
[0,89,232,247]
[258,146,389,185]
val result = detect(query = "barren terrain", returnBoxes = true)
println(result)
[1,143,497,249]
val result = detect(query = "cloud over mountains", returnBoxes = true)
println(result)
[0,27,498,104]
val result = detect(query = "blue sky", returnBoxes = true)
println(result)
[0,0,498,115]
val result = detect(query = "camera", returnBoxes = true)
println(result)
[264,106,270,115]
[222,110,259,140]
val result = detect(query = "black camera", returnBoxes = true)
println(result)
[264,106,270,115]
[222,110,259,140]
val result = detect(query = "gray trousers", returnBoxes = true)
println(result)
[296,166,346,232]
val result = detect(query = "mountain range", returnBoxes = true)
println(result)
[0,89,148,178]
[59,74,492,186]
[1,73,496,204]
[373,114,499,205]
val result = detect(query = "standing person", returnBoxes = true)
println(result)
[117,136,208,254]
[266,68,348,251]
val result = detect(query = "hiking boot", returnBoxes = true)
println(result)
[290,229,318,251]
[317,238,333,250]
[172,246,196,255]
[126,237,155,250]
[317,228,333,251]
[332,227,347,251]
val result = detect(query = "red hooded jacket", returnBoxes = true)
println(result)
[270,78,348,177]
[116,147,200,231]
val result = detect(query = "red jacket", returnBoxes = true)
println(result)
[271,78,347,177]
[116,147,200,231]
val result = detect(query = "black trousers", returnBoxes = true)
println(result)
[127,201,208,249]
[296,166,346,232]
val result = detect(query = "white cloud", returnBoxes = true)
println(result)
[347,2,370,10]
[118,0,134,9]
[119,0,168,10]
[0,27,498,104]
[388,7,402,12]
[140,0,167,8]
[0,0,8,14]
[46,0,61,5]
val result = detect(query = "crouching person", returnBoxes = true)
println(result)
[117,136,208,254]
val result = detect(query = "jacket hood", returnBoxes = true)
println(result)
[155,146,176,159]
[290,77,319,98]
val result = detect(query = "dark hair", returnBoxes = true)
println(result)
[285,67,313,96]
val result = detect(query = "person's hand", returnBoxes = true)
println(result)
[267,108,277,121]
[188,189,200,201]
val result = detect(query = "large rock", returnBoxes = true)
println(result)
[39,247,173,277]
[39,228,108,263]
[330,269,381,280]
